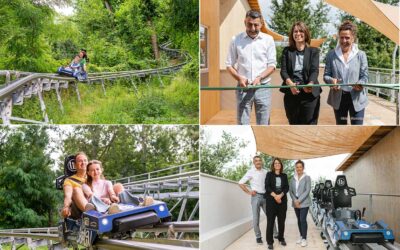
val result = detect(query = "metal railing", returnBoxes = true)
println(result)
[113,162,199,184]
[0,42,190,124]
[367,68,400,102]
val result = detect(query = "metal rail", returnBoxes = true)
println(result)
[0,221,199,249]
[113,162,199,184]
[0,42,190,124]
[95,238,195,250]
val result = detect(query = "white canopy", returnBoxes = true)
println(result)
[252,126,379,160]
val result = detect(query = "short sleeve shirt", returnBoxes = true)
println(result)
[226,32,277,84]
[63,174,86,189]
[239,168,267,194]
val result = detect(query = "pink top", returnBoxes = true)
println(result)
[83,179,114,199]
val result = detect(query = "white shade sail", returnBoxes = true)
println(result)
[252,126,379,160]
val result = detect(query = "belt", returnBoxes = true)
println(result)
[342,90,351,94]
[256,192,265,195]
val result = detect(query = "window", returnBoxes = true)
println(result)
[200,25,208,71]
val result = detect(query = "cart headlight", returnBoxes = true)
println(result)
[101,218,108,226]
[159,205,165,212]
[343,231,349,236]
[386,231,391,235]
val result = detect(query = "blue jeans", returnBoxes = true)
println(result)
[251,194,267,239]
[236,86,272,125]
[294,207,309,240]
[334,91,365,125]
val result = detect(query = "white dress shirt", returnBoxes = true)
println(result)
[334,43,359,92]
[239,168,267,194]
[226,32,277,84]
[294,172,307,198]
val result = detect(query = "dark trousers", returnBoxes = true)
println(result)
[294,207,309,239]
[334,91,365,125]
[266,198,287,245]
[284,93,320,125]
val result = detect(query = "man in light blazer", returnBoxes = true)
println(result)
[324,20,368,125]
[289,160,311,247]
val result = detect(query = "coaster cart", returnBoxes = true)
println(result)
[55,155,172,249]
[319,175,395,250]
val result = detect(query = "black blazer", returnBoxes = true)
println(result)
[265,171,289,202]
[280,46,321,97]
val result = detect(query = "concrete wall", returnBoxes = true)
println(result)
[343,127,400,242]
[200,173,261,250]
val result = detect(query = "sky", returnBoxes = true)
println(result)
[202,126,346,182]
[54,4,74,16]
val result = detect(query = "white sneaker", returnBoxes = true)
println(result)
[296,237,302,244]
[301,239,307,247]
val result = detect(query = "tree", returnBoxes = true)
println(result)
[0,0,58,72]
[200,131,248,177]
[0,126,60,229]
[269,0,329,38]
[60,125,198,179]
[223,162,251,181]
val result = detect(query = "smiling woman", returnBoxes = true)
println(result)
[280,21,322,125]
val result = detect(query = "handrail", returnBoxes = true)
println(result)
[357,193,400,197]
[123,171,199,186]
[113,162,199,183]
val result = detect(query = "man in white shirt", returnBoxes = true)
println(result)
[226,10,277,125]
[239,155,268,244]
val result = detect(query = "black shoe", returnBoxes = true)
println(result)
[268,244,273,249]
[256,238,263,244]
[280,240,287,246]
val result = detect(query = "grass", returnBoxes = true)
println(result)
[10,73,198,124]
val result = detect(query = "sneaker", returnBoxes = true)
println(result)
[301,239,307,247]
[84,203,95,211]
[108,203,121,214]
[268,244,273,249]
[256,238,263,245]
[296,237,303,244]
[280,240,287,246]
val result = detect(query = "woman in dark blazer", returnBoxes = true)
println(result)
[265,158,289,249]
[280,21,321,125]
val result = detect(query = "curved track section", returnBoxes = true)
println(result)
[0,42,190,124]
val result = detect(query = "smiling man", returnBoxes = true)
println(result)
[226,10,277,125]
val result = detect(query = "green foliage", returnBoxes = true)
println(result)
[200,130,296,181]
[0,0,58,72]
[224,162,251,182]
[0,125,198,229]
[0,0,199,122]
[270,0,329,38]
[60,125,199,179]
[200,131,249,177]
[0,126,60,229]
